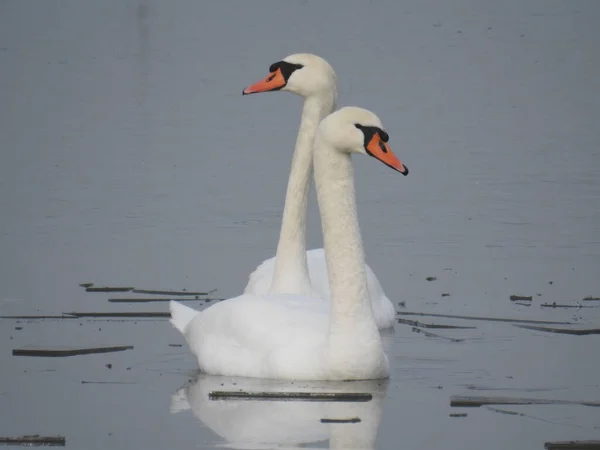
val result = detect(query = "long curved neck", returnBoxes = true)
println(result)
[269,92,336,295]
[313,140,371,317]
[313,134,384,377]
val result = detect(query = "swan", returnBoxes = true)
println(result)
[170,107,409,380]
[242,53,396,329]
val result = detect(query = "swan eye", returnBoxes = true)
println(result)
[354,123,372,148]
[355,124,390,150]
[271,61,304,81]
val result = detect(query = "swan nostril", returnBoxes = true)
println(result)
[378,140,388,153]
[266,73,276,82]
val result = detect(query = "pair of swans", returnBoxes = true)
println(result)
[242,54,396,329]
[170,54,409,381]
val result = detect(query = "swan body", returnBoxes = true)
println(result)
[245,248,396,328]
[242,53,395,328]
[170,107,408,380]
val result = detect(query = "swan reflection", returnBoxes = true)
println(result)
[171,373,389,449]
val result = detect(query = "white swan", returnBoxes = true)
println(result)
[170,107,409,380]
[242,53,396,329]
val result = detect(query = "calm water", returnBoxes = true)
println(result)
[1,1,599,449]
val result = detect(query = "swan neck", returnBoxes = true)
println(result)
[313,133,386,378]
[313,139,371,315]
[269,93,335,295]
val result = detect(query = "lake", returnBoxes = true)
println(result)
[1,1,599,449]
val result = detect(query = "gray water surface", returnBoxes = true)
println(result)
[1,1,599,449]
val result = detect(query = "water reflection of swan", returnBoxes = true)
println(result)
[171,373,389,449]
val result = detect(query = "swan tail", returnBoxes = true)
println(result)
[169,301,199,334]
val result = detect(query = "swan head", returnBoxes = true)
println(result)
[317,107,409,175]
[243,53,336,98]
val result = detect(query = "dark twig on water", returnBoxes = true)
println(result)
[510,295,532,301]
[85,287,134,293]
[13,346,134,357]
[466,385,558,393]
[209,391,372,402]
[0,435,65,446]
[411,327,464,342]
[131,288,217,296]
[397,311,571,325]
[541,303,596,309]
[397,317,475,329]
[0,314,77,320]
[544,441,600,449]
[66,312,170,318]
[320,417,361,423]
[514,324,600,336]
[583,296,600,301]
[450,395,600,408]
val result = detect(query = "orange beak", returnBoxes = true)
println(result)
[243,68,287,95]
[365,133,409,175]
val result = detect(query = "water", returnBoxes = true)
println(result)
[1,1,599,448]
